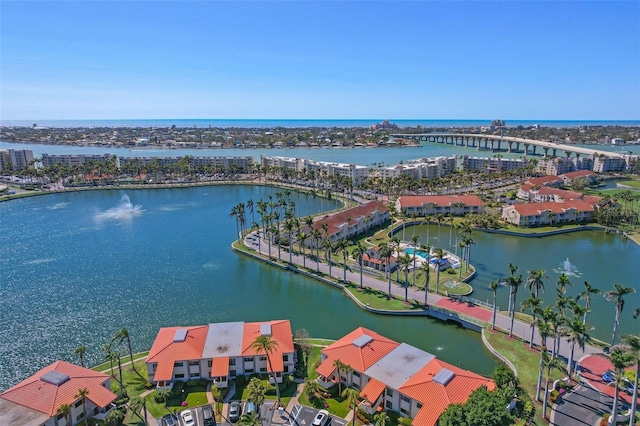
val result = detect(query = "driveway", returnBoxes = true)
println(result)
[551,385,613,426]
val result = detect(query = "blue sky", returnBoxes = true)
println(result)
[1,1,639,120]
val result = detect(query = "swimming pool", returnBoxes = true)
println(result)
[403,247,430,260]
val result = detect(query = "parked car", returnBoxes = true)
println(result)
[161,414,177,426]
[622,378,636,395]
[203,404,215,426]
[181,409,195,426]
[312,409,330,426]
[603,370,616,383]
[229,401,242,423]
[245,401,256,416]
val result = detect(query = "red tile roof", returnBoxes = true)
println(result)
[147,325,209,381]
[211,357,230,377]
[560,170,596,179]
[397,195,483,208]
[0,361,117,417]
[537,187,582,200]
[511,200,594,217]
[312,201,388,237]
[317,327,399,376]
[526,175,563,187]
[359,377,386,403]
[399,359,495,426]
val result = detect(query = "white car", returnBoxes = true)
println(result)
[181,409,195,426]
[313,409,330,426]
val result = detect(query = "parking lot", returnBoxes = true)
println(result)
[159,403,216,426]
[288,405,346,426]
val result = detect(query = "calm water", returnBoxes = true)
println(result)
[0,187,497,392]
[400,224,640,341]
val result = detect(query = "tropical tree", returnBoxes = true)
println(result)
[410,234,419,286]
[577,281,601,326]
[74,345,87,368]
[398,254,412,302]
[489,280,500,331]
[342,387,360,426]
[601,347,635,426]
[238,412,262,426]
[56,404,72,426]
[334,238,352,283]
[352,242,367,289]
[102,343,115,379]
[128,395,147,423]
[526,268,548,299]
[604,284,636,347]
[374,411,390,426]
[432,248,445,295]
[304,378,319,402]
[113,328,139,376]
[422,262,431,307]
[564,318,592,378]
[619,334,639,426]
[247,377,267,411]
[250,335,281,402]
[333,359,345,394]
[379,244,393,299]
[521,294,542,347]
[507,272,523,338]
[556,273,572,295]
[541,352,566,419]
[76,387,89,425]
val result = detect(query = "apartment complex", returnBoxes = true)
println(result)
[378,156,457,180]
[306,201,390,247]
[260,155,369,185]
[146,320,294,390]
[316,327,494,426]
[119,155,253,171]
[0,361,117,426]
[502,201,596,226]
[0,149,34,171]
[395,195,484,217]
[41,153,114,168]
[460,155,528,173]
[537,156,593,175]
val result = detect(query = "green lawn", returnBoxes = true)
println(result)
[297,385,351,418]
[144,380,210,419]
[92,352,149,372]
[229,375,298,406]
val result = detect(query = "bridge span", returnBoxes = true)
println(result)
[392,132,636,163]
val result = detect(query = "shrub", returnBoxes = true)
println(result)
[446,267,456,275]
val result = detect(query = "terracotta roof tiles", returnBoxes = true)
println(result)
[397,195,483,208]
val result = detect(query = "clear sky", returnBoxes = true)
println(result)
[1,1,639,120]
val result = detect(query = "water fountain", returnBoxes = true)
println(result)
[94,194,143,223]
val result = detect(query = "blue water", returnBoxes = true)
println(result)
[403,248,430,260]
[2,118,639,128]
[0,187,500,392]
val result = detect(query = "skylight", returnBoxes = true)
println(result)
[40,371,70,386]
[260,323,272,336]
[173,329,188,342]
[352,334,373,348]
[433,368,455,385]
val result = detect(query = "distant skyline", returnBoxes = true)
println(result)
[1,1,639,121]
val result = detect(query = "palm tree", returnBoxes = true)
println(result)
[507,272,523,338]
[113,328,139,376]
[333,359,345,394]
[422,262,431,307]
[374,411,390,426]
[390,237,401,281]
[535,317,554,402]
[57,403,72,426]
[247,377,267,411]
[411,234,419,287]
[565,318,592,378]
[526,268,548,299]
[334,238,352,283]
[489,280,499,331]
[556,273,572,295]
[74,345,87,367]
[577,281,601,326]
[541,352,566,419]
[76,387,89,425]
[619,334,639,426]
[602,347,635,426]
[298,231,309,268]
[102,343,115,379]
[128,395,147,422]
[398,254,412,302]
[250,335,281,402]
[238,412,262,426]
[521,293,542,347]
[379,244,393,299]
[432,248,444,295]
[604,284,636,347]
[342,387,361,426]
[352,242,367,289]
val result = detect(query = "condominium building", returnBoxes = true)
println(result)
[0,361,117,426]
[119,156,253,171]
[593,156,628,173]
[502,201,595,226]
[0,149,35,171]
[460,155,528,173]
[146,320,294,390]
[260,155,370,185]
[41,153,114,168]
[316,327,494,426]
[537,156,593,176]
[379,156,457,180]
[395,195,484,217]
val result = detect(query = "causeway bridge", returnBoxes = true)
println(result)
[392,132,636,163]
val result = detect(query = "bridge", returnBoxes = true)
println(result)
[392,132,636,163]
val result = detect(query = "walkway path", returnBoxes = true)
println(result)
[241,231,604,364]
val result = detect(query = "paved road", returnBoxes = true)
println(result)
[551,385,613,426]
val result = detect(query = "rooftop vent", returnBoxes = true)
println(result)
[433,368,455,386]
[173,329,188,343]
[352,334,374,348]
[260,324,272,336]
[40,371,70,386]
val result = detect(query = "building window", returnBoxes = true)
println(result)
[401,395,410,403]
[174,374,185,379]
[174,362,184,367]
[152,363,157,371]
[192,372,200,377]
[385,401,393,409]
[245,369,254,374]
[208,360,212,367]
[400,408,409,416]
[260,367,267,372]
[386,388,393,397]
[57,413,64,420]
[75,400,83,408]
[352,382,360,390]
[189,361,199,366]
[417,403,423,409]
[283,354,289,362]
[352,371,360,378]
[244,357,253,362]
[230,359,236,366]
[230,370,236,377]
[259,356,267,361]
[284,366,289,373]
[77,413,85,421]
